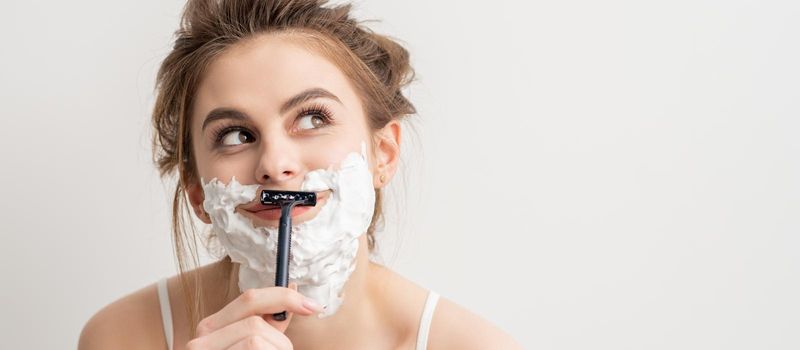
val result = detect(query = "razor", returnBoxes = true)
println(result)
[260,190,317,321]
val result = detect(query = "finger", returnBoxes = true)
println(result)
[265,283,297,332]
[191,315,292,350]
[198,286,322,335]
[226,334,277,350]
[262,311,293,332]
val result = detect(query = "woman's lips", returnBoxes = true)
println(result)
[247,206,312,221]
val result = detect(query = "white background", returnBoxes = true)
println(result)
[1,0,799,349]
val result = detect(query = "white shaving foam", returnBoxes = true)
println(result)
[200,143,374,317]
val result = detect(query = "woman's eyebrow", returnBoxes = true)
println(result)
[201,87,342,132]
[279,87,342,114]
[201,108,248,132]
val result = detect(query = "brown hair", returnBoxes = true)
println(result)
[150,0,416,336]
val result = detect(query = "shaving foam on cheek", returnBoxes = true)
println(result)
[200,142,375,317]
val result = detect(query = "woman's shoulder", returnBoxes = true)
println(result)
[427,296,523,350]
[78,280,168,350]
[78,260,232,350]
[371,264,522,349]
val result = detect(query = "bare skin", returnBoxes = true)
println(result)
[78,33,522,349]
[79,254,519,349]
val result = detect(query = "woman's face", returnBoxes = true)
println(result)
[185,34,398,226]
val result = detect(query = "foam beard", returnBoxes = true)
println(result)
[200,144,375,317]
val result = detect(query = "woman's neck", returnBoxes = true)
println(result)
[212,235,396,348]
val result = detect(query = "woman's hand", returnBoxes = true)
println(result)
[186,283,322,350]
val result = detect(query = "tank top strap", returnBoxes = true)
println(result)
[156,282,437,350]
[157,277,174,350]
[415,290,440,350]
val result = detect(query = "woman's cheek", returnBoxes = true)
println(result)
[309,141,366,169]
[203,157,252,184]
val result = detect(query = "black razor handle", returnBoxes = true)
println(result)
[272,204,293,321]
[261,189,316,321]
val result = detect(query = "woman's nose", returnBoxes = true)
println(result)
[254,139,301,184]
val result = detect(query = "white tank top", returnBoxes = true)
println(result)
[157,277,440,350]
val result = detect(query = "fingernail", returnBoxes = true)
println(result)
[303,297,323,312]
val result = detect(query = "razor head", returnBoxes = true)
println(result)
[260,190,317,207]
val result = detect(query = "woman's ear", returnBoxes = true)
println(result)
[372,119,402,188]
[186,180,212,224]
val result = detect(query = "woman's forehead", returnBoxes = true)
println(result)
[193,33,362,121]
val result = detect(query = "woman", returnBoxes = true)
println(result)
[79,0,521,348]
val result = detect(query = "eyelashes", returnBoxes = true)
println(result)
[210,122,250,145]
[297,103,335,126]
[208,103,335,146]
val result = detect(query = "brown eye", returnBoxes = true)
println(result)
[220,129,253,146]
[296,114,328,130]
